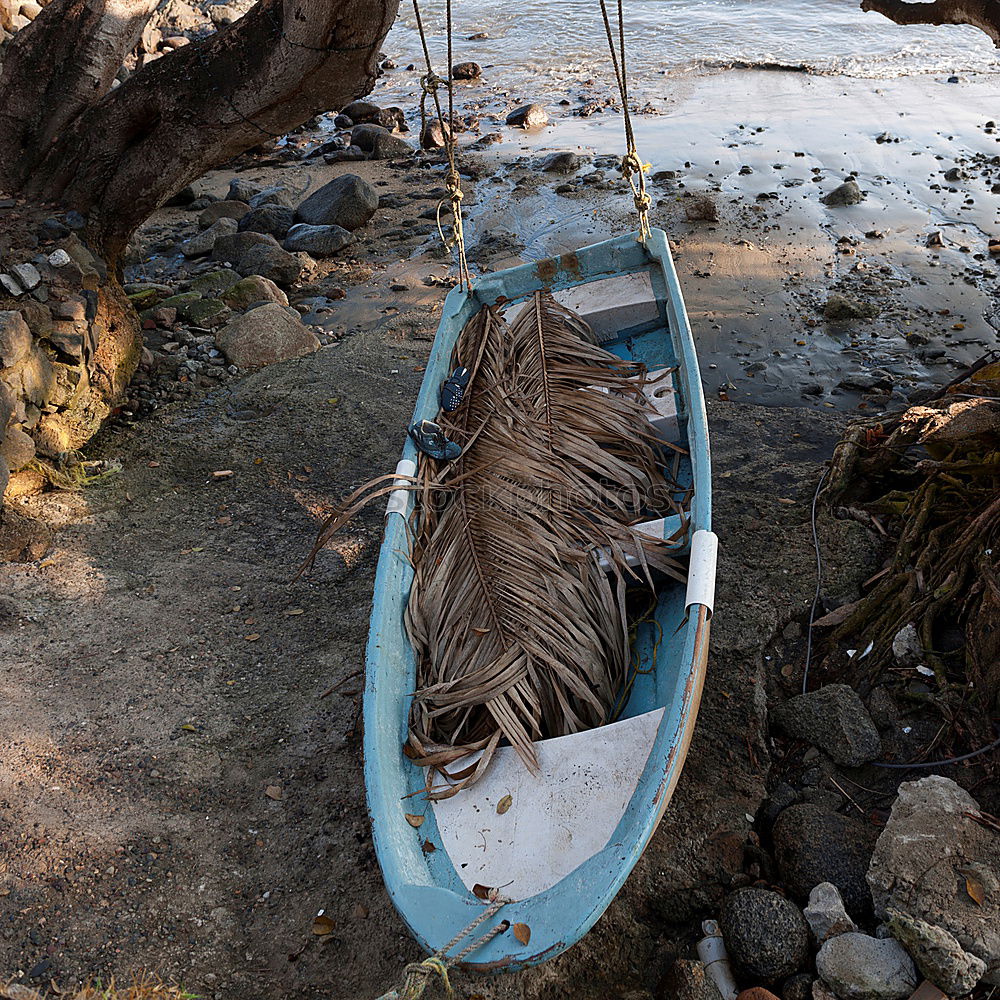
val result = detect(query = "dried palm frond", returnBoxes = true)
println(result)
[405,292,688,798]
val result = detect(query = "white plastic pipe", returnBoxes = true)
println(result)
[685,529,718,619]
[385,458,417,518]
[697,919,739,1000]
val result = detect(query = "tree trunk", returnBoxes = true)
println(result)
[860,0,1000,47]
[0,0,399,261]
[0,0,398,510]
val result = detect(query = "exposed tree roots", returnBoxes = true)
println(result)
[817,359,1000,747]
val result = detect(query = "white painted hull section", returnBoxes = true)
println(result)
[431,707,666,900]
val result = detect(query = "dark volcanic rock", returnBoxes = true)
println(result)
[720,887,810,982]
[772,804,875,917]
[283,224,354,257]
[238,204,295,239]
[821,179,864,206]
[540,151,581,173]
[771,683,882,766]
[296,173,378,231]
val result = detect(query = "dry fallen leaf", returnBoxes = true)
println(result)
[312,912,335,936]
[352,902,369,920]
[512,922,531,945]
[245,633,261,641]
[2,985,44,1000]
[496,794,513,815]
[405,813,425,828]
[180,723,197,732]
[212,470,234,479]
[284,608,305,616]
[265,785,283,800]
[966,876,986,906]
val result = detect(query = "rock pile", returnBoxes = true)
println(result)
[1,208,140,501]
[669,776,999,1000]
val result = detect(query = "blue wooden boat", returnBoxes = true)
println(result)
[364,228,716,971]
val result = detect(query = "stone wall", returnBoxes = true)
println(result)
[0,209,141,500]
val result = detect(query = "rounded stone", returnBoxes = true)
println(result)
[772,804,875,917]
[720,887,810,983]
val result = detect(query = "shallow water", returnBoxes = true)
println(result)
[387,0,1000,87]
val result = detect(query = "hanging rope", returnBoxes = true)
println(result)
[411,0,473,290]
[598,0,652,242]
[374,893,511,999]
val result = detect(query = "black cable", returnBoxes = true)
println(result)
[801,466,828,694]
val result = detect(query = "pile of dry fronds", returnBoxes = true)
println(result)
[2,977,195,1000]
[404,293,687,797]
[819,354,1000,741]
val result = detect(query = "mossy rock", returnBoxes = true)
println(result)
[186,269,243,298]
[185,298,231,327]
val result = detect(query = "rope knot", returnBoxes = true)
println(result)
[620,150,645,178]
[420,72,443,95]
[634,192,651,213]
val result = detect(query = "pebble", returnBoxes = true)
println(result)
[451,61,482,80]
[771,683,882,767]
[11,262,41,291]
[47,249,71,267]
[506,103,549,129]
[738,991,780,1000]
[772,804,875,917]
[804,883,858,944]
[721,887,810,982]
[540,151,581,173]
[815,933,917,1000]
[821,179,864,206]
[781,974,813,1000]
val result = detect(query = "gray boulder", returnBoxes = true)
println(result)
[351,123,414,159]
[296,173,378,231]
[216,302,319,368]
[507,103,549,128]
[181,217,238,257]
[221,276,287,311]
[248,185,293,209]
[887,909,986,995]
[720,887,810,982]
[771,683,882,767]
[283,224,354,257]
[822,179,864,206]
[238,204,295,238]
[198,200,250,229]
[228,178,264,204]
[212,230,275,262]
[212,231,301,287]
[816,933,917,1000]
[341,100,380,123]
[868,776,1000,985]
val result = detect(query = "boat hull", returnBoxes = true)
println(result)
[363,230,714,970]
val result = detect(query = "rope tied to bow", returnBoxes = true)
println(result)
[412,0,473,289]
[599,0,653,242]
[374,893,511,1000]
